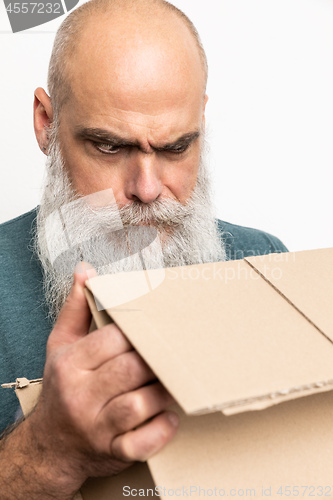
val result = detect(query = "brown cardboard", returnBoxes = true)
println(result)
[86,251,333,415]
[245,248,333,342]
[148,392,333,495]
[84,247,333,497]
[6,248,333,499]
[1,377,43,416]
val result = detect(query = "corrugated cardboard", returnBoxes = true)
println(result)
[7,248,333,499]
[86,249,333,415]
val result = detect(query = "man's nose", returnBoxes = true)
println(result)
[125,151,163,204]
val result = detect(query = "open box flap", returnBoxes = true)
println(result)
[86,251,333,415]
[245,248,333,343]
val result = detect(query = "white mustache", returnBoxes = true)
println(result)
[118,198,194,226]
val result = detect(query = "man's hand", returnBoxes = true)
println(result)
[0,264,179,500]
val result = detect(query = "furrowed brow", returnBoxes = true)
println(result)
[75,127,201,152]
[75,127,138,148]
[155,131,201,152]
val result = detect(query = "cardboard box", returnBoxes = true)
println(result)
[7,248,333,499]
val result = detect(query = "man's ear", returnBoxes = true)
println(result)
[202,94,208,129]
[33,87,54,155]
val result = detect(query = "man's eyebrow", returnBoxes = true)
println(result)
[155,131,201,151]
[75,127,139,147]
[75,127,201,151]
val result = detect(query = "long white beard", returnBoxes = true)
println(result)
[34,134,225,321]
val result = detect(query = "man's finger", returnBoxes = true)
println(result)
[111,411,179,462]
[47,262,95,353]
[102,382,175,435]
[68,323,133,370]
[89,351,157,405]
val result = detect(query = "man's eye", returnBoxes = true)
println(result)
[93,142,121,154]
[168,145,189,154]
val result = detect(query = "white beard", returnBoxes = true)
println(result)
[34,132,226,321]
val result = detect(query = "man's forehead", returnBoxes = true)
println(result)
[60,92,204,148]
[61,68,205,146]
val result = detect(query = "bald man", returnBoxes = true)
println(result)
[0,0,287,498]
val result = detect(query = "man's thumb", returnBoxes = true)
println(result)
[47,262,96,353]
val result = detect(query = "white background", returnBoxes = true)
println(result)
[1,0,333,251]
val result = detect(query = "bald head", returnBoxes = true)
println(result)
[47,0,208,118]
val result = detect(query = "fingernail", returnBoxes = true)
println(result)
[167,412,179,427]
[74,261,94,275]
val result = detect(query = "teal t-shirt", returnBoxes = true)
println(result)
[0,208,287,432]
